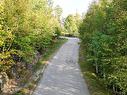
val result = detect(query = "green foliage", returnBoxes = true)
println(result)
[0,2,15,71]
[54,27,61,38]
[79,44,111,95]
[0,0,62,76]
[79,0,127,94]
[64,14,81,36]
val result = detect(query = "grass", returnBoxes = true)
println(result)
[43,38,68,60]
[34,38,68,70]
[79,44,112,95]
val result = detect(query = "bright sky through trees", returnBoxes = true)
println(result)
[53,0,94,17]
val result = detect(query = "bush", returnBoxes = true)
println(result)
[79,0,127,94]
[0,0,62,84]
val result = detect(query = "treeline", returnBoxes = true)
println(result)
[64,14,81,37]
[0,0,62,84]
[79,0,127,94]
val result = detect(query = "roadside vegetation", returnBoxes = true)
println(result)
[0,0,65,94]
[63,13,81,37]
[79,0,127,95]
[79,44,111,95]
[1,0,127,95]
[14,38,67,95]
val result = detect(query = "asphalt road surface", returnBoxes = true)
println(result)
[33,37,90,95]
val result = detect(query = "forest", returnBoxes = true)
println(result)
[79,0,127,94]
[0,0,64,94]
[0,0,80,94]
[1,0,127,95]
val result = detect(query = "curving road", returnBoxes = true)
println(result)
[33,38,90,95]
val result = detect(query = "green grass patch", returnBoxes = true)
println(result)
[42,38,68,60]
[34,38,68,70]
[79,44,112,95]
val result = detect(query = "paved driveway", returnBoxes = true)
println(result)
[33,38,90,95]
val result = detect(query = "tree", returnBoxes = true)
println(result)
[54,5,63,22]
[64,14,81,36]
[0,0,63,93]
[79,0,127,94]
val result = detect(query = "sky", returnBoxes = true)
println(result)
[53,0,94,18]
